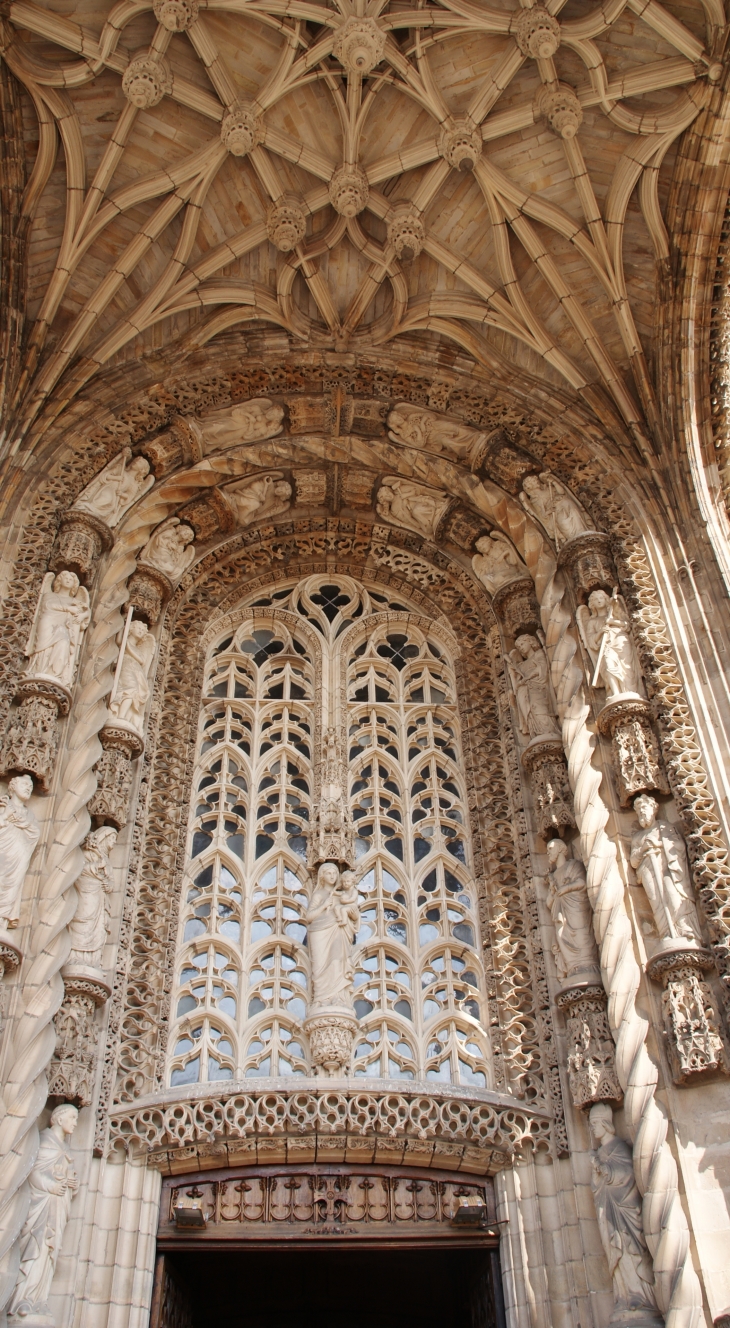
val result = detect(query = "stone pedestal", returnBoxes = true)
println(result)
[491,577,540,639]
[48,966,111,1107]
[645,943,729,1084]
[595,694,669,807]
[304,1010,358,1076]
[88,723,144,830]
[0,679,71,791]
[557,530,615,601]
[126,563,173,625]
[521,735,575,837]
[50,510,112,584]
[556,982,622,1109]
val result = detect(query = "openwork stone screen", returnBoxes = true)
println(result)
[168,575,490,1088]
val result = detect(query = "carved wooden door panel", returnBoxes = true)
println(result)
[149,1254,194,1328]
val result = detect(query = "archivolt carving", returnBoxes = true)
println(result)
[96,519,564,1159]
[108,1083,551,1175]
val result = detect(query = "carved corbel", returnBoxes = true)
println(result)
[125,564,173,625]
[596,697,669,807]
[491,577,540,640]
[556,984,623,1109]
[556,529,615,601]
[88,724,144,830]
[521,738,575,837]
[645,946,729,1084]
[1,679,70,791]
[50,510,113,585]
[0,939,21,1035]
[47,970,111,1107]
[303,1011,358,1077]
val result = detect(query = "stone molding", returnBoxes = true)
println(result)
[107,1082,552,1174]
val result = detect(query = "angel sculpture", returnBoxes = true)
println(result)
[108,619,156,735]
[73,448,154,527]
[139,517,196,580]
[25,571,91,690]
[576,589,644,699]
[472,532,528,596]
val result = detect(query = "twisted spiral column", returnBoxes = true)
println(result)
[542,571,703,1328]
[0,556,134,1312]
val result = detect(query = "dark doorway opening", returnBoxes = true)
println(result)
[156,1244,505,1328]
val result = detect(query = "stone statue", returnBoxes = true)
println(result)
[139,517,196,580]
[224,474,292,526]
[67,826,118,971]
[305,862,359,1009]
[387,404,477,457]
[506,633,560,738]
[202,399,284,446]
[588,1104,660,1322]
[0,776,40,932]
[108,619,156,734]
[73,448,153,527]
[545,839,598,982]
[8,1104,79,1327]
[25,572,91,690]
[520,471,590,547]
[472,532,528,595]
[630,795,701,945]
[375,477,450,539]
[576,589,645,698]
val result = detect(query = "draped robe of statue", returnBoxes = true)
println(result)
[306,863,359,1010]
[589,1106,659,1319]
[67,827,117,971]
[8,1106,79,1323]
[0,776,40,931]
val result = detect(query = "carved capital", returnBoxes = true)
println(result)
[645,945,729,1083]
[556,983,623,1109]
[304,1012,358,1076]
[521,737,575,837]
[0,681,70,791]
[491,577,540,639]
[556,530,615,603]
[596,696,669,807]
[126,563,174,625]
[51,510,113,584]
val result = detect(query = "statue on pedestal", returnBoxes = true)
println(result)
[25,572,91,691]
[73,448,153,527]
[139,517,195,580]
[576,590,644,699]
[506,634,560,739]
[472,532,528,595]
[589,1103,661,1326]
[0,775,40,933]
[108,620,156,735]
[520,472,590,547]
[67,827,118,972]
[8,1104,79,1327]
[306,862,358,1010]
[545,839,598,983]
[630,795,701,945]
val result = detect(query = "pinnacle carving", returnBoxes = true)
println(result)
[387,207,425,260]
[267,199,307,252]
[535,83,583,139]
[328,164,370,217]
[514,7,561,60]
[153,0,199,30]
[439,121,482,172]
[333,18,385,75]
[221,105,264,157]
[122,55,173,109]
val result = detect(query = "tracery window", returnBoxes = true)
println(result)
[168,578,491,1089]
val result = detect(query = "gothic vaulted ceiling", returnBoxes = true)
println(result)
[0,0,726,460]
